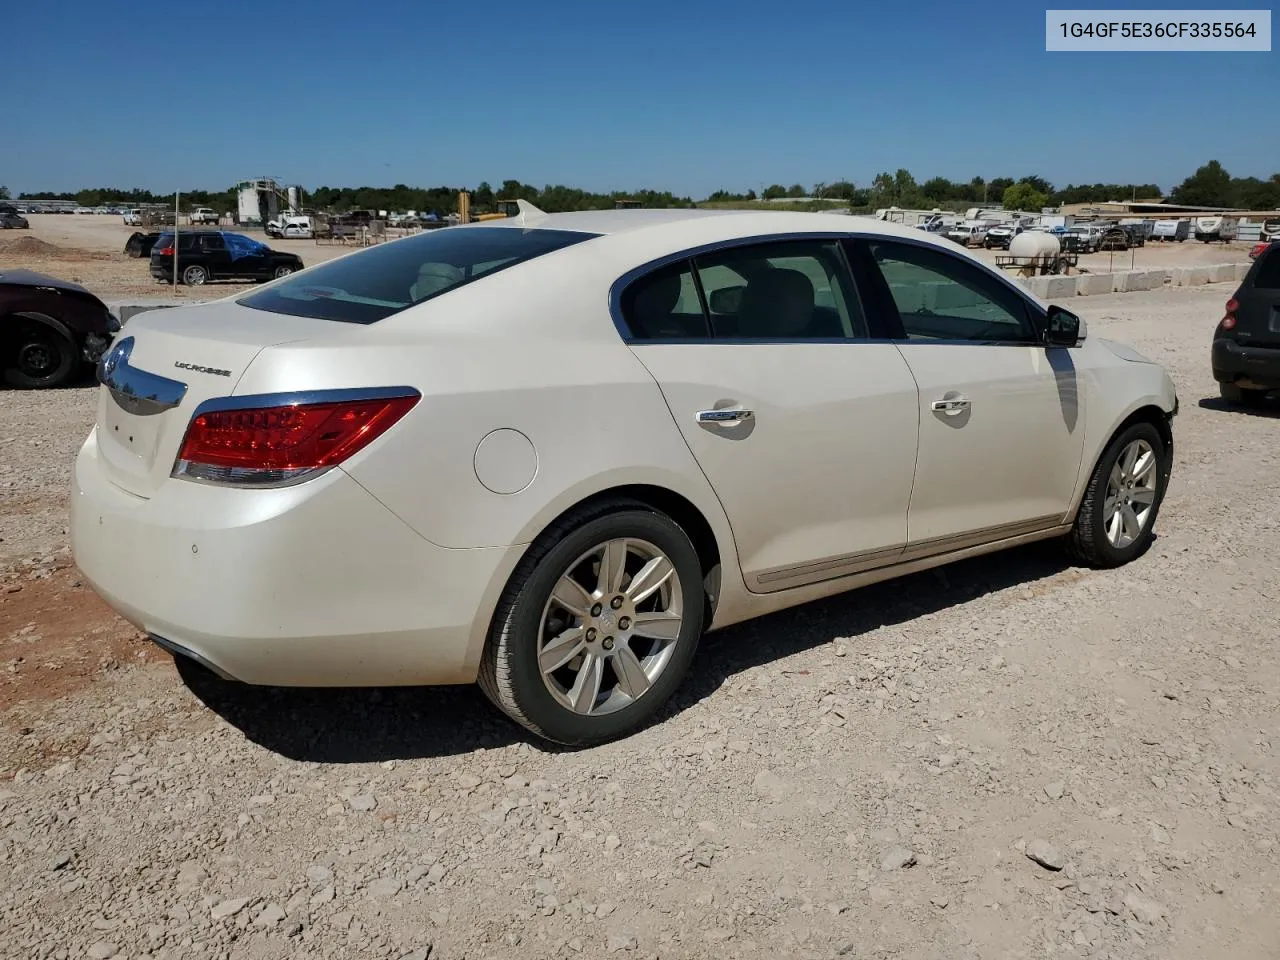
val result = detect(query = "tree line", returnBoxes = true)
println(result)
[11,160,1280,215]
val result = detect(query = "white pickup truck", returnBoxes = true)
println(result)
[189,207,218,225]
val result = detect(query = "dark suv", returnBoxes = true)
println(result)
[1212,243,1280,407]
[149,230,304,286]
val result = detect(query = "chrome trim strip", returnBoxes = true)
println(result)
[188,385,422,419]
[97,336,188,417]
[149,633,239,681]
[606,229,1053,345]
[752,543,907,590]
[748,513,1065,592]
[898,514,1063,563]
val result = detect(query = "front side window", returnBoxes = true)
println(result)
[865,239,1037,342]
[238,226,597,324]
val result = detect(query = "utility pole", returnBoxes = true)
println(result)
[173,191,179,289]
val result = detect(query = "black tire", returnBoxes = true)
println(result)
[182,264,208,286]
[272,264,295,280]
[478,499,705,746]
[2,317,78,389]
[1065,421,1170,569]
[1219,382,1268,408]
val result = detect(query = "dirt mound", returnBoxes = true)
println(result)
[0,236,65,258]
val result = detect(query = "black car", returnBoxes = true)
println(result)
[1,269,118,388]
[1,211,29,229]
[149,230,304,285]
[1212,243,1280,407]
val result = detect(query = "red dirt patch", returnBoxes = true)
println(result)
[0,566,162,714]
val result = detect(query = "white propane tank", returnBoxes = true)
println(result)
[1009,231,1060,260]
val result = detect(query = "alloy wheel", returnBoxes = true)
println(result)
[537,538,684,717]
[1103,438,1158,548]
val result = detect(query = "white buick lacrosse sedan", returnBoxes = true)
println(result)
[71,207,1177,745]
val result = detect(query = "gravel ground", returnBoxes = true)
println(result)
[2,283,1279,960]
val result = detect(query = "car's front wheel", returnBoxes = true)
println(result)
[479,501,705,746]
[3,316,78,389]
[1066,421,1170,568]
[272,264,295,280]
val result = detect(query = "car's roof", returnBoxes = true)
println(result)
[477,206,949,247]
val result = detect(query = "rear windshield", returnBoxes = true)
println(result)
[237,226,597,324]
[1254,248,1280,290]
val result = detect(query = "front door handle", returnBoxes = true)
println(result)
[696,408,754,425]
[930,397,971,415]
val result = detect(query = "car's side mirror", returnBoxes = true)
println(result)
[708,285,745,314]
[1044,304,1083,346]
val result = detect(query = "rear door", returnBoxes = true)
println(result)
[1235,246,1280,347]
[620,238,921,592]
[199,233,233,278]
[847,236,1085,552]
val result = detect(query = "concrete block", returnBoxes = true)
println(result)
[1044,275,1078,300]
[1017,276,1053,299]
[1110,271,1139,293]
[887,282,923,315]
[1210,264,1235,283]
[1075,274,1113,296]
[108,298,211,324]
[1142,269,1169,289]
[1186,267,1210,286]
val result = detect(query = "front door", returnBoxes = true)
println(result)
[848,237,1086,553]
[620,238,921,592]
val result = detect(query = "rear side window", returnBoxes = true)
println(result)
[237,227,597,324]
[620,239,864,342]
[619,261,709,339]
[1253,248,1280,289]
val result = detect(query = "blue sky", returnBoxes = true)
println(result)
[2,0,1276,197]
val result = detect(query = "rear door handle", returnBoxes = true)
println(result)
[696,408,754,425]
[930,397,970,415]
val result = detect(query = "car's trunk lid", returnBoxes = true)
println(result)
[95,301,334,498]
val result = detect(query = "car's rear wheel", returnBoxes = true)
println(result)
[182,264,208,285]
[1065,421,1170,568]
[3,317,78,389]
[479,501,705,746]
[1219,382,1269,408]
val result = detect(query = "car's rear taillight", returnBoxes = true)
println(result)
[1221,297,1239,331]
[172,389,419,487]
[155,245,173,255]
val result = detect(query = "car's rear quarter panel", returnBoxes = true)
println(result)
[228,245,748,641]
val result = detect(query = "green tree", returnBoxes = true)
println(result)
[761,184,787,200]
[1170,160,1233,206]
[1001,181,1048,212]
[0,185,9,200]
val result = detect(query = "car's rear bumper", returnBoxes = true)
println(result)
[70,426,520,687]
[1212,337,1280,389]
